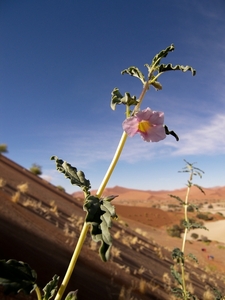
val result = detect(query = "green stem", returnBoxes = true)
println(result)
[35,286,42,300]
[54,81,150,300]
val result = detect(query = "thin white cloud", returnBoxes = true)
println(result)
[165,114,225,156]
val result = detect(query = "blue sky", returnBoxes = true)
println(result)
[1,1,225,194]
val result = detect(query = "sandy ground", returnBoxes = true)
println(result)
[1,154,225,299]
[186,219,225,243]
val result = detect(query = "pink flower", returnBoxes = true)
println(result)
[122,107,166,142]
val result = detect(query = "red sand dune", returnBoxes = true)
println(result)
[73,185,225,206]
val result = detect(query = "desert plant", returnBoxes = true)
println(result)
[190,233,199,240]
[169,160,208,300]
[167,224,184,238]
[0,45,203,300]
[30,163,42,176]
[196,213,213,221]
[0,177,6,188]
[56,185,65,192]
[0,144,8,153]
[187,206,194,212]
[17,182,29,193]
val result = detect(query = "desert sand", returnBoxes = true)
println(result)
[1,154,225,299]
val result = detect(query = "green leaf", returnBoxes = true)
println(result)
[169,194,184,205]
[193,184,205,194]
[150,44,175,68]
[110,88,139,111]
[0,259,37,295]
[51,156,91,195]
[187,253,198,264]
[188,203,199,212]
[83,195,117,261]
[110,88,123,110]
[121,66,146,84]
[212,288,225,300]
[171,248,184,264]
[65,290,78,300]
[187,222,208,231]
[170,265,182,285]
[151,80,162,91]
[42,275,59,300]
[180,160,204,177]
[158,63,196,76]
[171,287,184,299]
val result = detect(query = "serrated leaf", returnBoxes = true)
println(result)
[51,156,91,195]
[0,259,37,295]
[42,275,59,300]
[158,63,196,76]
[121,66,146,84]
[65,290,78,300]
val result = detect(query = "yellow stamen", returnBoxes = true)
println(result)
[138,120,151,133]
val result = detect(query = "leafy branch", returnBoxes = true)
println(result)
[51,156,91,196]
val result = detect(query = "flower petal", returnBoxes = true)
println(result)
[122,107,166,142]
[122,117,139,137]
[141,125,166,142]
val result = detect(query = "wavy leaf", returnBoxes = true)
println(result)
[51,156,91,195]
[171,248,184,264]
[121,66,145,84]
[65,290,78,300]
[42,275,59,300]
[170,265,182,285]
[110,88,123,110]
[158,63,196,76]
[83,195,117,261]
[110,88,138,110]
[151,44,175,67]
[0,260,37,295]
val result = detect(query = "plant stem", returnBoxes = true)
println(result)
[96,131,128,197]
[180,172,192,299]
[54,223,89,300]
[54,80,150,300]
[35,286,42,300]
